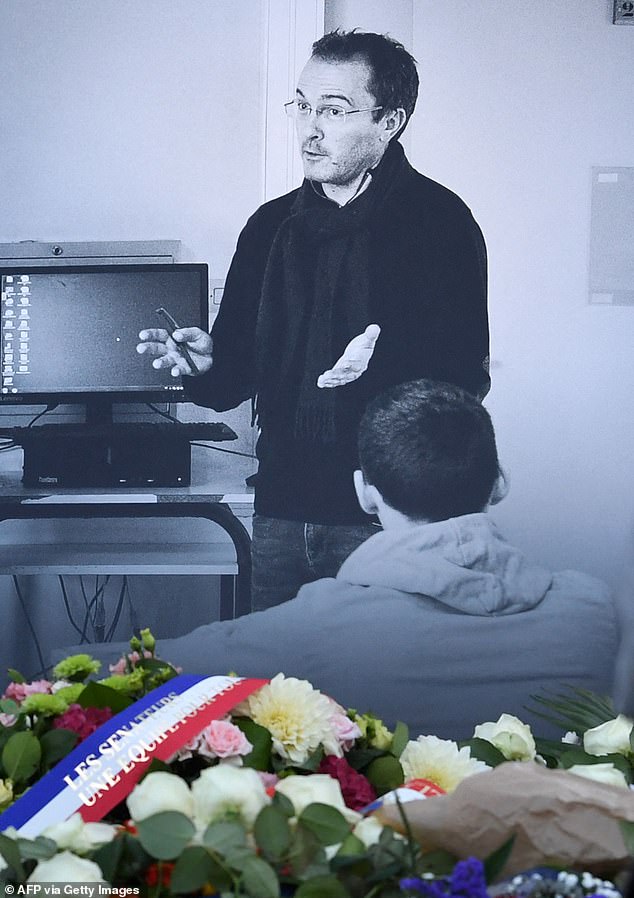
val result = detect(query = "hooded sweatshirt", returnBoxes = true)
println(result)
[78,514,617,740]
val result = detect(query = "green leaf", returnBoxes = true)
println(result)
[288,823,325,876]
[272,789,295,818]
[483,835,515,883]
[527,687,616,734]
[78,681,131,713]
[0,700,19,716]
[146,757,172,775]
[335,833,366,857]
[418,848,459,876]
[299,803,351,846]
[460,737,506,767]
[240,855,281,898]
[390,721,409,759]
[171,845,233,893]
[203,819,248,856]
[619,820,634,856]
[0,831,25,878]
[2,730,41,784]
[136,657,178,675]
[93,832,150,881]
[15,835,57,862]
[294,875,350,897]
[6,669,25,684]
[234,717,273,770]
[365,755,404,795]
[342,746,384,771]
[136,811,195,860]
[92,836,124,882]
[40,728,79,769]
[254,805,292,860]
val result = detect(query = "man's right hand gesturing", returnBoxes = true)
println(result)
[136,327,213,377]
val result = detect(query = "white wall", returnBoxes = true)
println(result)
[0,0,264,272]
[406,1,633,590]
[0,0,270,675]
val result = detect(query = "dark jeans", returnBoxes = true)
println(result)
[251,514,380,611]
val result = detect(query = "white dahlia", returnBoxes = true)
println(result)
[245,674,336,764]
[400,735,489,793]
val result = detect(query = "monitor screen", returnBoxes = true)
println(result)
[0,263,208,406]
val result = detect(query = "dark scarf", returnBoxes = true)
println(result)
[254,139,411,442]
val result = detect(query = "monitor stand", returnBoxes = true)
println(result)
[84,398,115,427]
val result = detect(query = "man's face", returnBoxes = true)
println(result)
[294,56,387,187]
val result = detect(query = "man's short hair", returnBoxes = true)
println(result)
[358,380,500,522]
[311,30,419,134]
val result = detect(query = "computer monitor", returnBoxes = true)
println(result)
[0,263,209,422]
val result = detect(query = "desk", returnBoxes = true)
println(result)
[0,462,254,622]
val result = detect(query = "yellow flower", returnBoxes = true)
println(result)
[21,694,68,716]
[369,721,393,751]
[400,736,489,793]
[245,674,335,765]
[98,668,145,695]
[52,654,100,682]
[0,779,13,809]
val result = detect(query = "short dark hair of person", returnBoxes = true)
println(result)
[358,379,500,522]
[311,29,419,135]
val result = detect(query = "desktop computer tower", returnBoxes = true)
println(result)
[20,429,192,488]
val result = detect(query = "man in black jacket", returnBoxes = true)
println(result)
[137,30,490,611]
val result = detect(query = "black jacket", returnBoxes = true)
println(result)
[187,146,489,524]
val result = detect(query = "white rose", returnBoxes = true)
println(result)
[28,851,104,882]
[192,764,269,829]
[562,731,580,745]
[127,771,194,822]
[275,774,359,825]
[353,816,386,848]
[567,762,629,789]
[43,813,116,854]
[583,715,634,757]
[473,714,536,761]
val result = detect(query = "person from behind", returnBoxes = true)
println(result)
[82,380,617,739]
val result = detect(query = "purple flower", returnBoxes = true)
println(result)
[400,858,489,898]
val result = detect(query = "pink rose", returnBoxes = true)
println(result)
[331,712,362,751]
[197,720,253,759]
[3,679,52,703]
[109,650,152,674]
[0,713,16,727]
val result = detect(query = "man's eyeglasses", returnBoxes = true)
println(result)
[284,100,383,124]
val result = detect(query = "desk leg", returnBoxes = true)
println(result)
[195,504,252,618]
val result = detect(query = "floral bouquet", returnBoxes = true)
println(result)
[0,633,630,895]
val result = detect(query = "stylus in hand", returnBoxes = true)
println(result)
[155,307,200,375]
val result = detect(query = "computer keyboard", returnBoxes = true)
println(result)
[3,421,238,443]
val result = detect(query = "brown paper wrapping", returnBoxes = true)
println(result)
[377,762,634,878]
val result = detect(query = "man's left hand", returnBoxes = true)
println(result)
[317,324,381,389]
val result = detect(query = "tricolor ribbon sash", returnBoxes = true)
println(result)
[363,778,446,814]
[0,673,267,838]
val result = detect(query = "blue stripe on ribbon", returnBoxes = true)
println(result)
[0,673,206,832]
